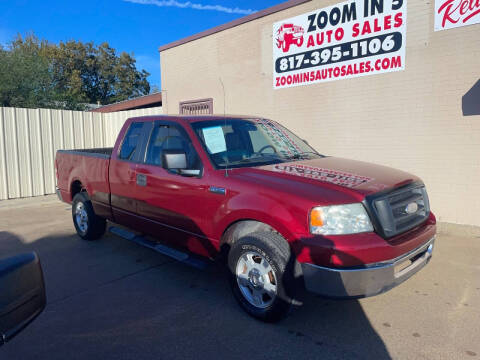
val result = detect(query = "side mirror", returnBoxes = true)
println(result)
[162,150,187,170]
[0,253,46,346]
[162,151,201,177]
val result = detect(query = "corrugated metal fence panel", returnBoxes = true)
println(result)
[17,108,33,198]
[3,107,21,198]
[40,109,55,196]
[0,108,8,200]
[0,105,162,200]
[29,108,45,197]
[103,112,122,147]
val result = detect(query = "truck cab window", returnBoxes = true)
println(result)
[119,122,144,161]
[146,124,201,171]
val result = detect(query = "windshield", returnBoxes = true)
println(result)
[191,118,323,169]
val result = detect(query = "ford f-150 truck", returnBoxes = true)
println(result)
[55,115,436,321]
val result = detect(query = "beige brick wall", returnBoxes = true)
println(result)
[160,0,480,227]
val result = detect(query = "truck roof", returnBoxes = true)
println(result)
[126,115,261,124]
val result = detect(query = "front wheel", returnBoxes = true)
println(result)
[228,231,300,322]
[72,192,106,241]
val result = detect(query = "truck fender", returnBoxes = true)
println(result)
[220,220,276,248]
[215,192,306,243]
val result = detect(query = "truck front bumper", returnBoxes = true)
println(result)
[301,236,435,298]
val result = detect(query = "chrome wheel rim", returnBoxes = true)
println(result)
[235,251,277,309]
[75,202,88,234]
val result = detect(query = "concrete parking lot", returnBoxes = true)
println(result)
[0,196,479,360]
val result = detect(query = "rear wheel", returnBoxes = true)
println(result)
[228,231,299,322]
[72,192,106,241]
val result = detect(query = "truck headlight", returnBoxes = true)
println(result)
[309,203,373,235]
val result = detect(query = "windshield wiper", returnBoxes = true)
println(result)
[238,154,281,163]
[286,151,323,160]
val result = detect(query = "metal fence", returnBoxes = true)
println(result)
[0,106,163,200]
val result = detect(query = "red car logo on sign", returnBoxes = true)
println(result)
[275,23,305,53]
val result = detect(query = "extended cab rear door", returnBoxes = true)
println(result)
[109,120,152,227]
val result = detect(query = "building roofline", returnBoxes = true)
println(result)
[127,114,265,124]
[158,0,311,52]
[90,92,162,113]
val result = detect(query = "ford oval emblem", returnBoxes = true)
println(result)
[405,202,418,214]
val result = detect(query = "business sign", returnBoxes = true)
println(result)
[273,0,407,89]
[435,0,480,31]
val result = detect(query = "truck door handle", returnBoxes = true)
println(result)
[136,174,147,187]
[209,186,226,195]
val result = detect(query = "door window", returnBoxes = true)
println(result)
[118,122,144,161]
[145,124,201,171]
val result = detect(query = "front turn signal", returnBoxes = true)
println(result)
[310,208,324,227]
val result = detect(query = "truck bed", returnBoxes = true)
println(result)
[56,148,112,206]
[57,147,113,159]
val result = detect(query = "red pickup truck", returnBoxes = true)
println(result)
[55,115,436,321]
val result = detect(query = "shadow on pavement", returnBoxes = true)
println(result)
[0,229,392,360]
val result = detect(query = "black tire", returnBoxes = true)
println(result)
[72,192,106,241]
[227,231,301,322]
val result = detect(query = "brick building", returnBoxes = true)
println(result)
[158,0,480,228]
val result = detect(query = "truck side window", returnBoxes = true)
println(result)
[119,122,144,161]
[146,124,201,170]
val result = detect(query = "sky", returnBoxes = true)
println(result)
[0,0,283,90]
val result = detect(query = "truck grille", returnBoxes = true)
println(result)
[367,183,430,238]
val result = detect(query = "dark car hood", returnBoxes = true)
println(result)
[231,157,419,201]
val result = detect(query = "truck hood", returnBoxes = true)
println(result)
[232,157,419,202]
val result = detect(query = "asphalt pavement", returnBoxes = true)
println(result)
[0,195,479,360]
